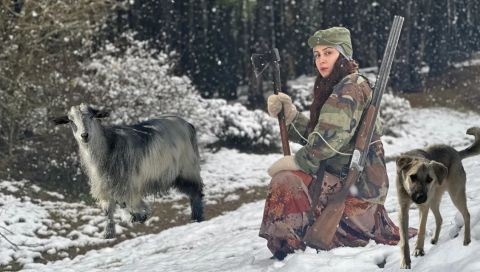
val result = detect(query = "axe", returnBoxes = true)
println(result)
[251,48,290,155]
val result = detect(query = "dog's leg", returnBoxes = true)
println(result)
[430,190,444,244]
[100,200,116,239]
[448,185,471,245]
[399,201,411,269]
[414,205,429,256]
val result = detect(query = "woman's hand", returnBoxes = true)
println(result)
[268,155,300,177]
[267,92,297,125]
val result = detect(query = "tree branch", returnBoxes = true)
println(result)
[0,226,19,250]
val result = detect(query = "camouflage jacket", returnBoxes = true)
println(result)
[288,73,388,204]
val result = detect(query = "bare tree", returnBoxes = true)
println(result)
[0,0,117,167]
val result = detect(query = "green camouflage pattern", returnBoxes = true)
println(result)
[288,73,387,204]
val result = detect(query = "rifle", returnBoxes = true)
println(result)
[303,16,405,249]
[251,49,290,155]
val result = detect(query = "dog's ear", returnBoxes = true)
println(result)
[51,116,70,125]
[396,155,413,173]
[429,161,448,185]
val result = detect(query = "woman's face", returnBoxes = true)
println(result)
[313,45,340,78]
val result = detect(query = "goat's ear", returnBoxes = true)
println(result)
[51,116,70,125]
[92,109,110,119]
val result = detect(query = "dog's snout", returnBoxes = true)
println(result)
[412,192,427,204]
[81,132,89,141]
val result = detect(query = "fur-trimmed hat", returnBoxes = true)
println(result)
[308,27,353,60]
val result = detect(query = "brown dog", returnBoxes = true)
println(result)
[396,127,480,269]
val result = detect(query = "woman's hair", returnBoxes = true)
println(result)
[307,55,359,133]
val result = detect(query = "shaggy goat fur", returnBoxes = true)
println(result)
[53,103,204,238]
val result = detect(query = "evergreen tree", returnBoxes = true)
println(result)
[424,0,450,77]
[107,0,480,97]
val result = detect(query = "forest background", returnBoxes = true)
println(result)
[1,0,479,201]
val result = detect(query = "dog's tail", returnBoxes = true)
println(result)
[459,127,480,160]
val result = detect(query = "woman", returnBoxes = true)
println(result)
[259,27,415,260]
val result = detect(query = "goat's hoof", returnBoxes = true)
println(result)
[130,212,149,223]
[413,248,424,257]
[103,228,115,239]
[431,238,437,244]
[103,232,115,239]
[400,258,411,269]
[464,238,471,246]
[191,203,204,222]
[103,222,116,239]
[192,213,204,222]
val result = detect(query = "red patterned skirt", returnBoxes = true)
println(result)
[259,170,417,258]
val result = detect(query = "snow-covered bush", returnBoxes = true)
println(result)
[77,34,280,152]
[77,35,213,141]
[0,1,117,192]
[210,102,280,152]
[78,36,196,123]
[287,75,314,112]
[380,92,412,136]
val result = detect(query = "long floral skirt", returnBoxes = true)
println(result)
[259,170,417,257]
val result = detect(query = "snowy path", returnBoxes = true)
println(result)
[21,160,480,272]
[2,107,480,271]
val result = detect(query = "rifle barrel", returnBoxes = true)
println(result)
[357,16,404,168]
[372,16,404,106]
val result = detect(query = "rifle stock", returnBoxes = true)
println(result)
[303,111,368,248]
[355,107,376,151]
[302,16,404,249]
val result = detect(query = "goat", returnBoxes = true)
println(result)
[52,103,204,238]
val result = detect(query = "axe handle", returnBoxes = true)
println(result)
[272,60,291,156]
[277,112,291,156]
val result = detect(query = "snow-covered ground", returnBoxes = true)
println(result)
[2,107,480,271]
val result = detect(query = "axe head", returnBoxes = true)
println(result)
[251,48,280,78]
